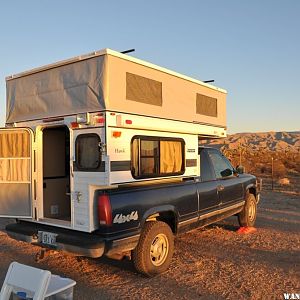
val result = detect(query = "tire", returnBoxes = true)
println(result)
[132,221,174,277]
[238,193,257,227]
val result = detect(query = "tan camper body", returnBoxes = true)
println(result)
[6,49,226,129]
[1,49,227,232]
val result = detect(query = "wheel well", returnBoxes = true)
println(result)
[146,211,177,234]
[248,187,256,198]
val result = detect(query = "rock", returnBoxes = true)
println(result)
[278,178,290,185]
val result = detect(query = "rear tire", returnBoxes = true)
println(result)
[132,221,174,277]
[238,193,257,227]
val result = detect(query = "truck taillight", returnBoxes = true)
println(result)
[98,194,112,226]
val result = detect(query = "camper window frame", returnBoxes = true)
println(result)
[131,136,185,179]
[75,133,101,171]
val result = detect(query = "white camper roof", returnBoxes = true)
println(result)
[6,48,227,127]
[6,49,227,94]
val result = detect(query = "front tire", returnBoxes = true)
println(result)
[238,193,257,227]
[132,221,174,277]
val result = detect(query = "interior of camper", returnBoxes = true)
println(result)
[42,126,71,222]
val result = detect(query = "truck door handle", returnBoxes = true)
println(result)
[217,185,225,192]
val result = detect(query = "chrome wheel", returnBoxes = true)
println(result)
[150,233,169,266]
[248,200,256,223]
[238,194,257,227]
[132,221,174,276]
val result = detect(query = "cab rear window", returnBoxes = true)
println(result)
[207,149,234,179]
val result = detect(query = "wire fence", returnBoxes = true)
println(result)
[220,149,300,194]
[252,174,300,194]
[201,142,300,195]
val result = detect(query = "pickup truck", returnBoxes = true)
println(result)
[6,147,260,276]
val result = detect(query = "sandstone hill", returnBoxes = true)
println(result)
[203,131,300,153]
[202,131,300,178]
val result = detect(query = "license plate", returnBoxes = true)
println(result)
[38,231,57,246]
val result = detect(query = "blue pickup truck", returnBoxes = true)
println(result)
[6,146,260,276]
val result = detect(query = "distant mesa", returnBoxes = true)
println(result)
[202,131,300,153]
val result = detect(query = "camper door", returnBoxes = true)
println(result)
[71,128,105,231]
[0,128,34,218]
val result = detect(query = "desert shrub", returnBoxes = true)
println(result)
[273,161,287,178]
[278,178,290,185]
[260,166,267,174]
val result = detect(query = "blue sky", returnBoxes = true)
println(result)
[0,0,299,133]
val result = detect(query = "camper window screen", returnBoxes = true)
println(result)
[131,136,184,178]
[196,93,218,117]
[126,73,162,106]
[75,134,100,170]
[0,130,30,182]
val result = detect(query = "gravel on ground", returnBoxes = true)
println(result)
[0,189,299,300]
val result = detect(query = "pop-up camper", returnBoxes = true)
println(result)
[0,49,262,277]
[0,49,260,277]
[0,48,227,233]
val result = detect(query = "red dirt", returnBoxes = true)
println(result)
[0,189,299,299]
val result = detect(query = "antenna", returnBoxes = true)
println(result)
[203,80,215,83]
[121,49,135,54]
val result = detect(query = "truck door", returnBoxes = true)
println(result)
[206,148,244,206]
[197,148,220,212]
[0,128,34,218]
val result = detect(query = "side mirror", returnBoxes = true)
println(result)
[236,165,245,174]
[220,168,233,177]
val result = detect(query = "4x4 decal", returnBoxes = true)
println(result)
[113,211,139,224]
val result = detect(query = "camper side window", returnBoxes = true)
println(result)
[75,134,101,170]
[131,136,185,179]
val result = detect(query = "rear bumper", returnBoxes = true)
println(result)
[5,221,139,258]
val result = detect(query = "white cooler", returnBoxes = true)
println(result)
[1,262,76,300]
[44,275,76,300]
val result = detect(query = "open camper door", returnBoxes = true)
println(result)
[71,127,105,231]
[0,128,34,218]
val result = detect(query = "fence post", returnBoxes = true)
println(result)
[271,157,274,190]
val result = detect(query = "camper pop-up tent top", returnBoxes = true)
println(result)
[0,48,227,233]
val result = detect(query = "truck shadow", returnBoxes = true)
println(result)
[90,256,136,273]
[203,216,239,232]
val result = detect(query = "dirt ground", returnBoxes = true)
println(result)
[0,189,299,300]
